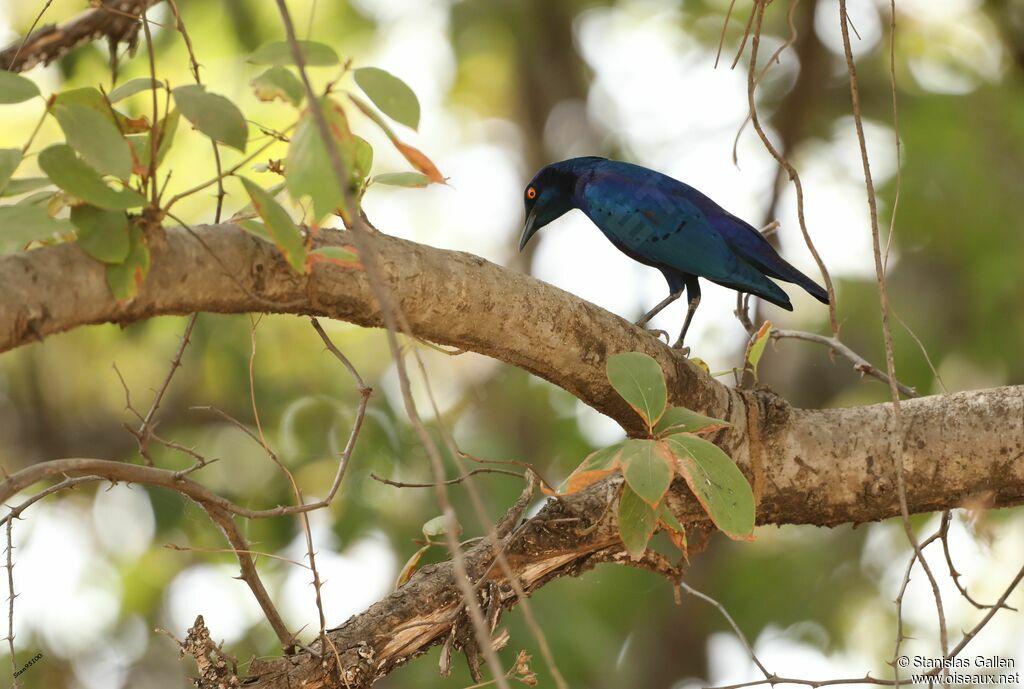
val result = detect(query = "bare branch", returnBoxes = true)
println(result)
[771,329,917,398]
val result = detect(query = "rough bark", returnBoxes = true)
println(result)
[2,224,1023,688]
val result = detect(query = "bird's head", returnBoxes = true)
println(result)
[518,158,601,251]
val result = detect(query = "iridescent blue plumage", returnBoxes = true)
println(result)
[518,157,828,348]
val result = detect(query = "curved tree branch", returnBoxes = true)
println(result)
[0,223,724,435]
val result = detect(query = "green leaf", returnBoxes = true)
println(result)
[335,134,374,195]
[0,72,40,104]
[422,515,460,538]
[654,406,730,437]
[0,205,72,252]
[231,181,285,221]
[152,109,180,169]
[172,84,248,152]
[745,320,772,381]
[14,191,55,207]
[248,40,339,67]
[238,219,272,241]
[285,98,351,221]
[108,78,164,103]
[371,171,431,188]
[1,178,51,198]
[617,483,657,560]
[54,88,148,133]
[129,110,180,176]
[657,502,688,559]
[54,104,133,179]
[70,205,130,264]
[620,438,674,507]
[0,149,22,194]
[354,67,420,131]
[38,144,146,210]
[607,352,668,430]
[240,177,306,273]
[663,433,755,540]
[657,502,684,533]
[309,245,359,266]
[251,66,304,106]
[54,87,108,113]
[395,544,431,590]
[105,226,150,301]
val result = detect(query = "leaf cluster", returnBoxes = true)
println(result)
[0,39,443,300]
[550,352,756,560]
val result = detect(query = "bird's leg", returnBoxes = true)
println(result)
[635,289,683,328]
[672,279,701,350]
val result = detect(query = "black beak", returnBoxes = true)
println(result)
[518,209,538,252]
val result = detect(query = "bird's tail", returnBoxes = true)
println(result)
[736,244,829,305]
[780,263,829,304]
[720,222,830,305]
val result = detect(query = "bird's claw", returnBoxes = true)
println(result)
[671,342,691,356]
[646,328,671,344]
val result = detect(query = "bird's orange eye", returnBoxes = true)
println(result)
[526,186,537,200]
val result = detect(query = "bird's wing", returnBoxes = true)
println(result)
[581,174,793,308]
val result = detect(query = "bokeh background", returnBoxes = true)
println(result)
[2,0,1024,687]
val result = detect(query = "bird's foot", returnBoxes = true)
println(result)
[671,340,691,356]
[646,328,671,344]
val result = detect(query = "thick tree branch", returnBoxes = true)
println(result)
[240,381,1024,688]
[0,223,724,435]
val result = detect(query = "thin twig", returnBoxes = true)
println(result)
[272,2,509,683]
[165,130,292,210]
[771,329,917,397]
[5,520,18,688]
[883,0,901,271]
[201,501,294,648]
[937,511,1008,611]
[730,2,757,70]
[247,317,329,647]
[164,543,310,569]
[165,0,226,222]
[405,349,568,688]
[370,468,524,489]
[714,0,739,69]
[9,0,55,74]
[680,581,770,679]
[1,476,100,527]
[310,318,368,390]
[836,0,948,671]
[139,7,159,205]
[133,314,198,465]
[746,1,838,335]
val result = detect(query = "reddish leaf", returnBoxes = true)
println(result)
[395,545,430,590]
[543,442,624,496]
[307,245,362,270]
[394,140,445,184]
